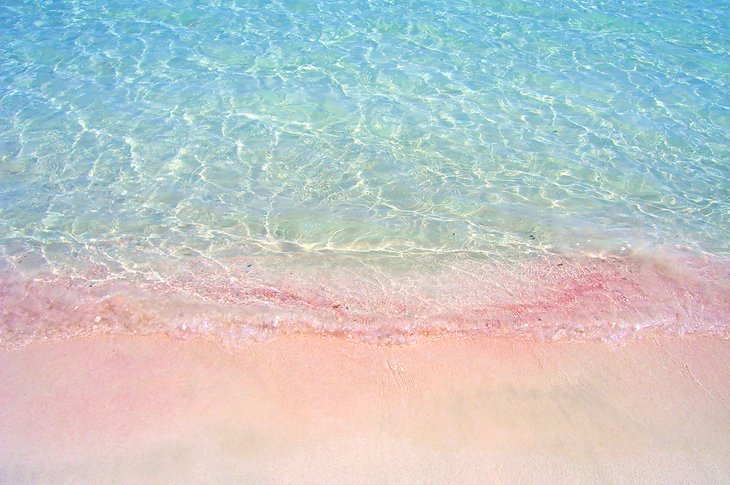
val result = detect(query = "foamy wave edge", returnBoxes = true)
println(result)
[1,250,729,349]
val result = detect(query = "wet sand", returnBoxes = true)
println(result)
[1,334,729,483]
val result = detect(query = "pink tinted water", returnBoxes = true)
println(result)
[2,248,728,348]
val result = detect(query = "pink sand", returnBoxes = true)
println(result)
[1,333,729,482]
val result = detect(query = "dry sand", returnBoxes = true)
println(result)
[1,333,729,483]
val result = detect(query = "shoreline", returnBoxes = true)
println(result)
[2,332,729,483]
[3,249,729,347]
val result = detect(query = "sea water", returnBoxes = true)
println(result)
[1,0,728,346]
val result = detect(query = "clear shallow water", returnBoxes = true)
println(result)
[1,0,729,344]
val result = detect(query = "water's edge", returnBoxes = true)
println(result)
[2,248,728,349]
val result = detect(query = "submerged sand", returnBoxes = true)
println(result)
[1,334,729,483]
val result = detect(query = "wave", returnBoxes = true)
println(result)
[1,248,728,349]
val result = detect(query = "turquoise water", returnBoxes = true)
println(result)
[1,0,729,343]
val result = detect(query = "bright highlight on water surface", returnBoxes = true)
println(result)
[0,0,729,345]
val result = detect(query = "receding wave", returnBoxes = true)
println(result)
[2,248,728,349]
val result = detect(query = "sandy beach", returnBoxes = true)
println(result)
[1,333,729,483]
[2,0,729,483]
